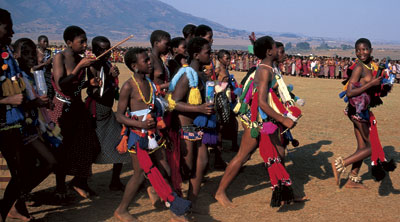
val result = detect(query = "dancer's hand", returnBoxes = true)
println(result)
[370,76,383,86]
[1,94,24,105]
[141,117,156,130]
[282,117,295,129]
[45,58,53,66]
[90,77,102,87]
[110,66,120,77]
[78,57,96,68]
[35,95,49,107]
[199,103,214,115]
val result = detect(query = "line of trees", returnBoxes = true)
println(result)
[285,41,353,51]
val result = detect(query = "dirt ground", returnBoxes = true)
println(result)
[2,64,400,222]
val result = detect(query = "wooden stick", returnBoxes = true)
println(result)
[96,35,134,60]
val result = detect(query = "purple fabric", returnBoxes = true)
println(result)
[349,82,370,113]
[202,130,218,145]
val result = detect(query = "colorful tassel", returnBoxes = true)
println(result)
[148,133,159,149]
[136,146,191,216]
[169,193,192,216]
[261,122,278,134]
[239,79,253,102]
[233,102,241,114]
[339,91,346,98]
[234,87,242,96]
[202,129,218,145]
[194,114,208,127]
[19,78,26,91]
[116,125,129,154]
[207,114,217,128]
[238,103,248,114]
[371,162,386,181]
[188,87,202,105]
[250,91,259,122]
[259,131,293,207]
[52,125,62,138]
[166,93,177,111]
[12,80,21,94]
[250,126,259,138]
[382,159,396,172]
[369,113,385,165]
[6,107,24,125]
[244,83,254,105]
[156,117,166,129]
[258,107,268,120]
[2,78,13,96]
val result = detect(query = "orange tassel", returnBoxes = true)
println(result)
[146,114,156,134]
[116,125,128,154]
[157,117,166,129]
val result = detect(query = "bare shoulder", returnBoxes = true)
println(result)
[121,79,134,94]
[176,72,189,86]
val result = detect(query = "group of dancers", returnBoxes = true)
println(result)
[0,8,396,222]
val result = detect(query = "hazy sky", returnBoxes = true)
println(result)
[160,0,399,42]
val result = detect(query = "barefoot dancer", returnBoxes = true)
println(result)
[167,37,214,206]
[114,48,191,222]
[333,38,396,188]
[33,35,54,100]
[0,10,33,221]
[216,36,303,208]
[86,36,131,191]
[215,50,239,152]
[149,30,171,96]
[50,26,101,198]
[7,38,58,221]
[195,24,227,170]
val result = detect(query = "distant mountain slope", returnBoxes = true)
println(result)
[2,0,248,41]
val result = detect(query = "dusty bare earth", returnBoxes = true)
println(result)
[2,64,400,222]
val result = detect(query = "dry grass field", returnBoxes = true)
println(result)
[2,63,400,222]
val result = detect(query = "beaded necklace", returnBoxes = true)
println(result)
[131,73,152,104]
[359,60,373,70]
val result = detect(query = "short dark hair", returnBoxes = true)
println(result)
[187,37,209,59]
[355,38,372,49]
[0,8,11,25]
[254,36,275,60]
[124,47,146,71]
[63,25,86,43]
[195,25,212,37]
[182,24,196,38]
[170,37,185,49]
[150,30,171,47]
[13,38,36,54]
[217,49,230,60]
[275,41,284,48]
[38,35,48,43]
[92,36,110,55]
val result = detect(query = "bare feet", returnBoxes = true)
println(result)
[344,180,368,189]
[294,196,310,202]
[331,162,341,186]
[215,191,236,208]
[114,209,140,222]
[147,186,161,207]
[72,185,89,198]
[7,206,32,222]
